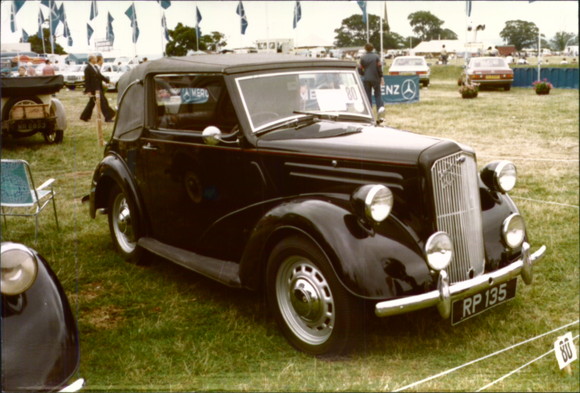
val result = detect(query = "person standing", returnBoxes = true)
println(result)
[359,43,384,114]
[96,55,116,121]
[80,54,114,122]
[42,59,55,75]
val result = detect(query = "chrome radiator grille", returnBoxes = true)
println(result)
[431,153,485,283]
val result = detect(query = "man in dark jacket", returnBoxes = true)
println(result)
[359,43,384,114]
[80,54,115,122]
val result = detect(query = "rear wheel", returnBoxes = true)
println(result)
[107,185,142,263]
[266,235,362,356]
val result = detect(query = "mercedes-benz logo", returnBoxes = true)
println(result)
[401,79,418,100]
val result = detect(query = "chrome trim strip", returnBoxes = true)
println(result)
[375,242,546,318]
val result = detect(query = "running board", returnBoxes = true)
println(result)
[138,237,241,288]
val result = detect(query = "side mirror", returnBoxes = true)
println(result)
[202,125,239,145]
[202,126,223,146]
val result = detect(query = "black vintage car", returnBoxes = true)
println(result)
[1,242,82,391]
[87,55,546,356]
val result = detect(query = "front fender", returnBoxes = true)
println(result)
[239,197,432,300]
[89,154,147,230]
[50,97,67,131]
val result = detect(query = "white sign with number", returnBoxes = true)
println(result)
[554,332,577,369]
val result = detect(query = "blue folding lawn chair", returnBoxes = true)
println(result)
[1,159,59,241]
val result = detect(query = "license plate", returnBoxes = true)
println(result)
[451,278,517,325]
[485,75,501,79]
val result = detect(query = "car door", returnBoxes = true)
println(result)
[139,73,254,255]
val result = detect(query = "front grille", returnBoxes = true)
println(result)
[431,153,485,283]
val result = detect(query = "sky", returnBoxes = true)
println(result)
[1,0,578,57]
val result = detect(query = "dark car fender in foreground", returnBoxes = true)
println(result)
[1,243,80,392]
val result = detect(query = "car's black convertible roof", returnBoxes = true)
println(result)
[117,54,356,96]
[1,75,64,96]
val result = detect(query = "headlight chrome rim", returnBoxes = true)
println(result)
[1,243,38,296]
[502,213,526,249]
[425,231,454,271]
[495,161,517,193]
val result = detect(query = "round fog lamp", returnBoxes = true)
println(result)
[503,213,526,249]
[426,232,453,271]
[1,243,38,296]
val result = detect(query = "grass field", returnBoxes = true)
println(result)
[1,64,578,392]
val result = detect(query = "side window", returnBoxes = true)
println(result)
[154,74,233,131]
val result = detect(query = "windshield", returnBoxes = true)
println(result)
[236,70,371,132]
[470,58,508,68]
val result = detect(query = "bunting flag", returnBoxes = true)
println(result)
[59,3,72,44]
[236,1,248,35]
[466,0,472,17]
[14,0,25,14]
[161,12,169,41]
[357,0,367,24]
[21,29,29,43]
[196,6,202,38]
[90,0,98,20]
[37,8,45,39]
[293,1,301,29]
[157,0,171,10]
[40,0,49,7]
[106,12,115,44]
[383,1,390,32]
[10,2,16,32]
[50,0,60,34]
[125,3,140,43]
[87,23,94,46]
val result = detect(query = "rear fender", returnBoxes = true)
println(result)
[239,198,432,300]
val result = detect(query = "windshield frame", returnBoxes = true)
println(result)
[234,69,373,134]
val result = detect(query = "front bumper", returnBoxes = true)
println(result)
[375,242,546,318]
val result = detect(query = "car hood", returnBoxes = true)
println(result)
[256,121,450,166]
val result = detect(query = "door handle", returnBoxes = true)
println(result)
[142,142,158,151]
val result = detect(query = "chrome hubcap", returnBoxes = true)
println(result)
[113,194,135,253]
[276,256,335,345]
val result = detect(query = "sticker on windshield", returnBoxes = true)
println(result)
[314,89,347,112]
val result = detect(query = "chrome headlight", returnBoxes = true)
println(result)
[1,243,38,296]
[502,213,526,249]
[425,232,453,271]
[351,184,393,223]
[481,161,517,193]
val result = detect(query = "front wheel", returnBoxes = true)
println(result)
[266,235,362,356]
[107,185,142,263]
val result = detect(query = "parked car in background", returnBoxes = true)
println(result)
[62,64,85,90]
[87,55,545,356]
[1,242,83,391]
[388,56,431,87]
[464,56,514,90]
[101,64,131,92]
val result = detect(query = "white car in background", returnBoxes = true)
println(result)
[100,64,131,92]
[61,64,85,90]
[388,56,431,87]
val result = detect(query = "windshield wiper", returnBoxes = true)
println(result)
[255,114,318,136]
[293,110,370,123]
